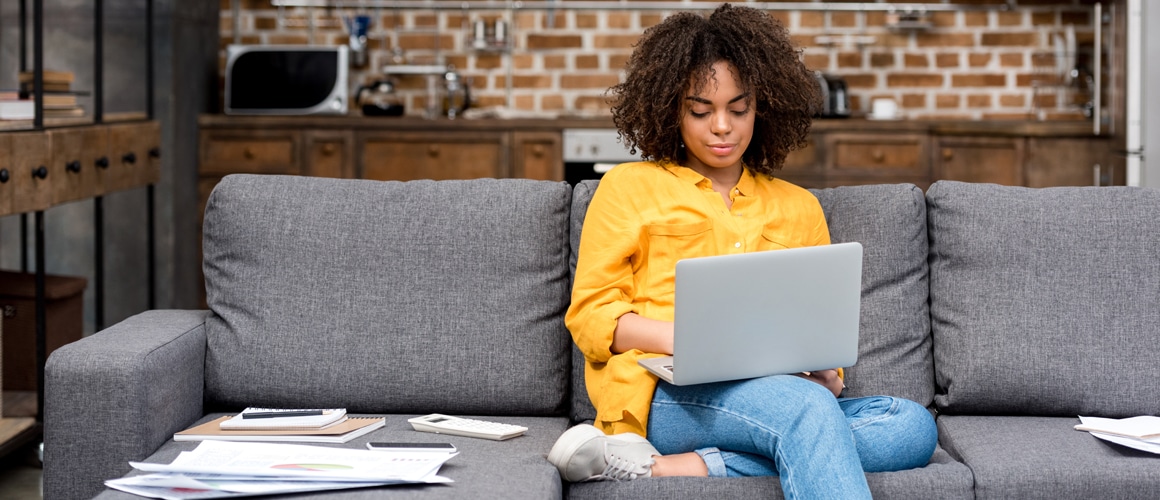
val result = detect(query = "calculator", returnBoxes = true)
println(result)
[408,414,528,441]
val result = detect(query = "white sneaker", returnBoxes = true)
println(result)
[547,424,658,482]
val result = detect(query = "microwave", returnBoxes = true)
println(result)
[225,45,348,115]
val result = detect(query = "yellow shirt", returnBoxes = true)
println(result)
[566,161,832,437]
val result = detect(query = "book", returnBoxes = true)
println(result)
[220,408,348,430]
[19,70,75,84]
[175,416,385,444]
[0,100,34,120]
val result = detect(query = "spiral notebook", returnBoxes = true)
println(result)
[175,416,385,444]
[219,408,348,431]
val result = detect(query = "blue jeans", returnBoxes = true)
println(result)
[646,375,937,500]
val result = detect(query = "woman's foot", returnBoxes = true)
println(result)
[547,424,658,482]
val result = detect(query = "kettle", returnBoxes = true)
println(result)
[442,70,471,119]
[355,79,405,117]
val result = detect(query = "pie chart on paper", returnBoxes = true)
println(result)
[271,463,355,471]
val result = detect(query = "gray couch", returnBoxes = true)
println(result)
[43,174,1160,499]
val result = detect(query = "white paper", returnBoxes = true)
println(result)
[1077,416,1160,455]
[1075,416,1160,442]
[105,474,400,500]
[129,441,457,482]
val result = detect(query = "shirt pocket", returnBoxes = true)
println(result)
[759,225,793,251]
[646,219,714,264]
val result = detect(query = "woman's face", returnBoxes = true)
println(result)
[679,60,755,176]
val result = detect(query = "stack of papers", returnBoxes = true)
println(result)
[106,441,455,500]
[1075,415,1160,454]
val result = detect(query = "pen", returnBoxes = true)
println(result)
[242,410,326,419]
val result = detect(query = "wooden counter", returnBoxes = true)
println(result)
[198,114,1123,192]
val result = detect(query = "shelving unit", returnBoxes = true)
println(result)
[0,0,160,456]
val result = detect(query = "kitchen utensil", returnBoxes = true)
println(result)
[442,70,471,119]
[355,79,405,117]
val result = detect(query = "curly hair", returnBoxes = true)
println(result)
[609,4,821,177]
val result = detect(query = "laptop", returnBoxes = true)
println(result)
[638,242,862,386]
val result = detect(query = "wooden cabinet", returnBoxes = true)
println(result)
[512,131,562,181]
[9,131,53,214]
[934,136,1024,186]
[777,138,823,189]
[305,131,354,179]
[360,131,508,181]
[0,135,12,215]
[826,132,930,188]
[1025,137,1122,187]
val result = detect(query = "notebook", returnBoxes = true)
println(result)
[176,416,384,444]
[638,242,862,386]
[219,408,347,431]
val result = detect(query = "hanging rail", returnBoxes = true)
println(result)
[269,1,1013,12]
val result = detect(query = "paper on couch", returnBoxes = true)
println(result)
[1076,416,1160,454]
[129,440,457,481]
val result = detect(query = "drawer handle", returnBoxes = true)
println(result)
[322,143,336,155]
[427,145,440,157]
[942,149,954,161]
[532,144,545,157]
[243,147,255,160]
[32,166,48,179]
[150,147,161,159]
[123,152,137,165]
[871,150,885,162]
[67,160,82,173]
[96,156,110,169]
[0,168,9,183]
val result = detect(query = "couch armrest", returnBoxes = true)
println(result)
[43,309,211,500]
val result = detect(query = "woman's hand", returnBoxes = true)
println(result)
[797,369,844,398]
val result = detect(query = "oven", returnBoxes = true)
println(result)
[563,129,641,185]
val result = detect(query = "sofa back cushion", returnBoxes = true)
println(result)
[568,181,933,422]
[811,184,934,405]
[202,174,573,416]
[927,181,1160,417]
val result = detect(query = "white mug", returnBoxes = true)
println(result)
[871,98,898,120]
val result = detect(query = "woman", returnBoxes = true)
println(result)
[547,5,937,498]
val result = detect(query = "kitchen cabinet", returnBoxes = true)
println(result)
[826,132,931,189]
[512,131,563,181]
[1025,137,1121,187]
[934,136,1024,186]
[360,131,508,181]
[777,138,822,189]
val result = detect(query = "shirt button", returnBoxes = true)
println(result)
[734,242,742,248]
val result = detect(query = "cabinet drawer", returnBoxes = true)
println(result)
[50,127,108,203]
[0,135,13,216]
[828,133,928,175]
[202,132,298,175]
[8,131,53,213]
[361,132,507,181]
[107,123,154,192]
[935,137,1023,186]
[137,121,162,186]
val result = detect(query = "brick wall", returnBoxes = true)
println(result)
[219,0,1104,121]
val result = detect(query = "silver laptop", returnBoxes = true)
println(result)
[638,242,862,386]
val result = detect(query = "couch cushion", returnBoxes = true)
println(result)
[568,182,935,421]
[202,175,573,416]
[927,181,1160,416]
[95,414,569,500]
[568,446,972,500]
[938,415,1160,500]
[810,184,933,406]
[569,180,600,423]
